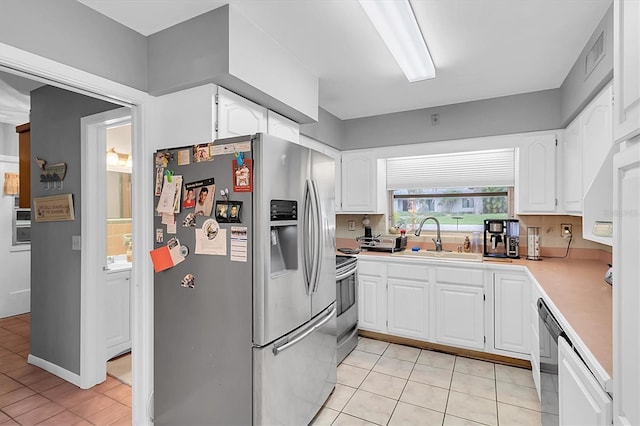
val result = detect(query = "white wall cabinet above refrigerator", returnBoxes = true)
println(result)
[612,0,640,143]
[217,87,268,138]
[267,110,300,144]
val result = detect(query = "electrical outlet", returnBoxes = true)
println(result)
[348,220,356,231]
[561,223,572,238]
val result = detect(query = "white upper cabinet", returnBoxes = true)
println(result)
[613,142,640,426]
[563,118,583,214]
[267,110,300,144]
[341,150,385,213]
[561,83,614,223]
[517,133,557,214]
[613,0,640,143]
[582,84,614,192]
[216,87,267,138]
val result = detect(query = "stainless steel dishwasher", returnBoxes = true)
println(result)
[537,298,570,426]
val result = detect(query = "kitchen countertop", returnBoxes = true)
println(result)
[353,250,612,389]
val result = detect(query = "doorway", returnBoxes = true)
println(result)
[1,42,153,425]
[80,108,132,388]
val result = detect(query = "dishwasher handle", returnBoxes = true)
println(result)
[537,298,570,344]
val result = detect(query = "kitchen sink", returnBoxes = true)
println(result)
[391,250,483,262]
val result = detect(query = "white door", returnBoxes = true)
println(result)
[0,156,30,318]
[80,107,131,388]
[613,142,640,426]
[217,87,267,138]
[435,283,485,350]
[582,84,613,192]
[387,278,429,340]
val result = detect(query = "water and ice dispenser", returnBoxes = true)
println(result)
[270,200,298,274]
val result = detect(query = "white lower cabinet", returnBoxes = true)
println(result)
[493,273,530,355]
[105,270,131,360]
[558,337,612,425]
[387,263,430,340]
[434,267,485,350]
[357,261,386,333]
[435,283,485,350]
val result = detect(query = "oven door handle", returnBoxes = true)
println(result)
[336,265,357,281]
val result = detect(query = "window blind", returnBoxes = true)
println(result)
[386,149,515,190]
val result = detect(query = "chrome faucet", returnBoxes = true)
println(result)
[415,216,443,251]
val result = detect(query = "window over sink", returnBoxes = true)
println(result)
[386,149,515,233]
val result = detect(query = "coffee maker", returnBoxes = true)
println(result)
[483,219,520,258]
[506,219,520,258]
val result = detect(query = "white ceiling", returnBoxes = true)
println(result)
[0,1,612,124]
[78,0,612,120]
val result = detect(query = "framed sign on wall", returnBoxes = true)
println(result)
[33,193,75,222]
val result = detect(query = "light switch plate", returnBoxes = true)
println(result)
[72,235,81,250]
[348,220,356,231]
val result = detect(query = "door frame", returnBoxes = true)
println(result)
[0,42,154,425]
[80,108,132,388]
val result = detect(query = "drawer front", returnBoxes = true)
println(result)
[357,260,385,277]
[436,267,483,286]
[388,263,430,281]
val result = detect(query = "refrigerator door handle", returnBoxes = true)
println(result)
[302,180,313,294]
[310,179,323,294]
[272,304,336,356]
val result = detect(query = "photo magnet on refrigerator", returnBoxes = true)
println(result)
[180,274,195,289]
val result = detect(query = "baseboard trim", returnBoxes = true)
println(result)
[28,354,82,388]
[358,330,532,369]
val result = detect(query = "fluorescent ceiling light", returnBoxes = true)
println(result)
[359,0,436,82]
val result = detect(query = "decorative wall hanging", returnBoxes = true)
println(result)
[36,158,67,190]
[3,172,19,195]
[33,193,75,222]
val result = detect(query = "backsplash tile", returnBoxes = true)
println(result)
[335,214,611,256]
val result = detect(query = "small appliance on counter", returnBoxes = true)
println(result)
[483,219,520,258]
[526,227,542,261]
[357,234,407,253]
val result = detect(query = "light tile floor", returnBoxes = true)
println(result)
[0,314,131,425]
[314,337,542,426]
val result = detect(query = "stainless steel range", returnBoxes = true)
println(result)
[336,255,358,364]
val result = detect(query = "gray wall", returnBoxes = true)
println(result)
[0,0,147,92]
[0,123,18,157]
[342,89,561,150]
[559,4,613,127]
[300,108,346,150]
[30,86,119,374]
[147,7,230,96]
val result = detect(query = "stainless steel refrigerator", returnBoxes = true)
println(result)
[153,133,337,425]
